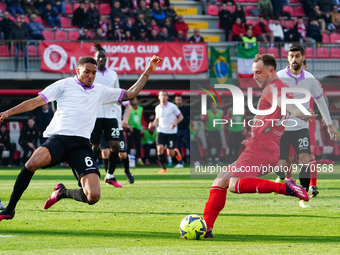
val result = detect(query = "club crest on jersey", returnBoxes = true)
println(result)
[183,45,204,72]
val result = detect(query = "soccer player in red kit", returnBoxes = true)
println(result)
[202,54,316,239]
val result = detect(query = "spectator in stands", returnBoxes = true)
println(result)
[19,117,39,164]
[318,0,334,13]
[28,14,45,40]
[6,0,25,17]
[10,18,29,71]
[0,123,15,166]
[51,0,66,16]
[138,28,148,41]
[271,0,292,19]
[282,18,297,42]
[137,0,153,24]
[189,28,205,42]
[93,28,105,41]
[163,17,175,41]
[85,1,100,29]
[98,15,109,37]
[294,16,308,42]
[0,12,15,42]
[258,0,274,20]
[302,0,316,18]
[148,28,163,41]
[310,5,327,32]
[165,4,177,21]
[242,28,257,49]
[174,30,188,42]
[35,103,53,145]
[335,0,340,12]
[269,17,284,42]
[219,3,233,41]
[22,0,40,16]
[124,30,134,41]
[160,27,172,41]
[332,5,340,28]
[72,1,87,28]
[307,18,323,42]
[254,16,274,43]
[110,1,127,24]
[110,24,125,41]
[148,19,162,34]
[77,28,92,41]
[142,125,157,165]
[19,14,29,29]
[151,1,166,26]
[123,18,134,34]
[174,15,189,38]
[35,0,47,14]
[232,3,246,25]
[42,3,62,30]
[324,10,336,31]
[152,0,170,9]
[120,0,134,18]
[134,13,148,37]
[231,17,245,41]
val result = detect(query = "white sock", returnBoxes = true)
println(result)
[106,174,114,179]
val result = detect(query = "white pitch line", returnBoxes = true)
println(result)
[0,235,16,237]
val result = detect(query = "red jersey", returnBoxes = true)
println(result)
[243,79,292,152]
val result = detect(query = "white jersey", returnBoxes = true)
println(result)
[155,101,182,134]
[116,101,131,131]
[95,68,120,118]
[278,67,323,131]
[39,76,124,139]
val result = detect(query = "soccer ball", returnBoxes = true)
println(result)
[179,214,207,240]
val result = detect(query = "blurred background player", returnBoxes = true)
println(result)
[35,103,54,145]
[142,124,157,165]
[0,123,15,166]
[19,117,39,164]
[202,102,227,164]
[127,97,145,166]
[276,45,338,208]
[90,43,122,188]
[149,90,183,173]
[174,95,190,168]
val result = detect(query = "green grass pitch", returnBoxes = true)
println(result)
[0,165,339,254]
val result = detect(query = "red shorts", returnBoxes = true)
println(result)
[229,146,280,178]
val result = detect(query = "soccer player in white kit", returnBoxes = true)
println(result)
[276,45,338,207]
[149,90,183,173]
[0,55,162,222]
[90,43,132,187]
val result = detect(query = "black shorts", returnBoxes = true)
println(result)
[91,118,120,144]
[156,132,177,149]
[100,134,109,150]
[279,129,310,161]
[119,130,127,152]
[42,135,100,187]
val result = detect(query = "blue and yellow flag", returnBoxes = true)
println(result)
[209,46,233,84]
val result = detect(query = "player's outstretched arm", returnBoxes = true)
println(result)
[123,55,162,101]
[0,96,46,123]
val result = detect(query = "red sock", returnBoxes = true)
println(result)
[309,159,317,187]
[203,186,227,228]
[235,178,286,195]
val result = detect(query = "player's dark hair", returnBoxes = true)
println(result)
[158,89,168,96]
[78,56,97,67]
[253,54,277,70]
[303,59,307,66]
[288,44,304,56]
[94,42,105,54]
